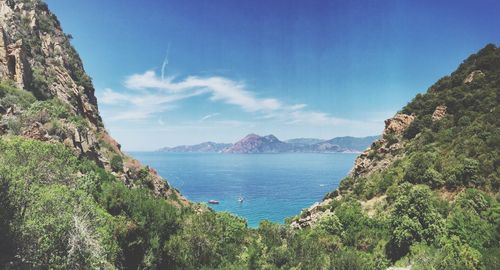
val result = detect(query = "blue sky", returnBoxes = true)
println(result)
[45,0,500,150]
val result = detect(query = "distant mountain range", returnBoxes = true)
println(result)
[157,142,232,153]
[158,134,379,154]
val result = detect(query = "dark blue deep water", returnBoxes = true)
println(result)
[131,152,357,228]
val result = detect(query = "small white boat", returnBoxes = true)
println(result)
[238,196,244,203]
[208,200,219,204]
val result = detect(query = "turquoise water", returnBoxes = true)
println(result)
[131,152,357,228]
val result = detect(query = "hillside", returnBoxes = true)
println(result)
[291,44,500,268]
[0,1,498,269]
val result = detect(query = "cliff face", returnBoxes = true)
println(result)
[0,0,185,203]
[0,0,100,125]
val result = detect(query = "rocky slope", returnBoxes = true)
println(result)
[0,0,185,204]
[291,113,414,228]
[292,44,500,229]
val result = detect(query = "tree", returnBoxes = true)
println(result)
[437,236,483,270]
[387,185,445,260]
[110,155,123,172]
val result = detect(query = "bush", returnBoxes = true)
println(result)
[387,185,445,260]
[404,152,433,184]
[384,133,399,146]
[437,236,483,270]
[317,214,343,236]
[27,99,70,120]
[0,80,36,109]
[0,137,120,268]
[110,155,123,172]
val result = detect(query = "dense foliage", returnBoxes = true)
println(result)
[1,44,499,269]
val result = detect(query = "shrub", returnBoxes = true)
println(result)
[28,99,70,120]
[387,185,445,260]
[0,80,36,109]
[110,155,123,172]
[404,152,433,184]
[437,236,483,270]
[317,214,343,236]
[384,133,399,146]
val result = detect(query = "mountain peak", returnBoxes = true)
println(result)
[242,133,261,139]
[263,134,279,141]
[224,133,286,153]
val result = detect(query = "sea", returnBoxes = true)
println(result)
[131,152,358,228]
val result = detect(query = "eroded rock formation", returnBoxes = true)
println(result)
[432,105,447,121]
[463,70,485,84]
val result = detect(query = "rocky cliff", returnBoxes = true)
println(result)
[0,0,185,204]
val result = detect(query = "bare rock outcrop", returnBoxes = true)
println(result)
[463,70,485,84]
[0,28,31,88]
[291,199,334,229]
[432,105,447,121]
[0,0,102,127]
[350,114,413,178]
[21,121,49,141]
[383,114,415,135]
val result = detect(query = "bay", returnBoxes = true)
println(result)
[131,152,357,228]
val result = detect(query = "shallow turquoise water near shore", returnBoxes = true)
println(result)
[131,152,357,228]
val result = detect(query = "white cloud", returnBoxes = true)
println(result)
[125,71,282,112]
[286,110,349,126]
[98,86,208,121]
[99,88,131,105]
[117,70,350,126]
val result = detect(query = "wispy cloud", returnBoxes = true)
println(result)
[199,113,220,122]
[109,70,349,126]
[98,87,207,121]
[125,71,282,112]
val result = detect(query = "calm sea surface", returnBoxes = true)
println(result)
[130,152,357,228]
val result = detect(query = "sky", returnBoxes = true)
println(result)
[45,0,500,151]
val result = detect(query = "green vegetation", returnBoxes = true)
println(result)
[110,154,123,172]
[0,39,499,269]
[0,80,36,110]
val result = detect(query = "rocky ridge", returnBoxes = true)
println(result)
[291,47,500,229]
[0,0,185,204]
[160,134,378,154]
